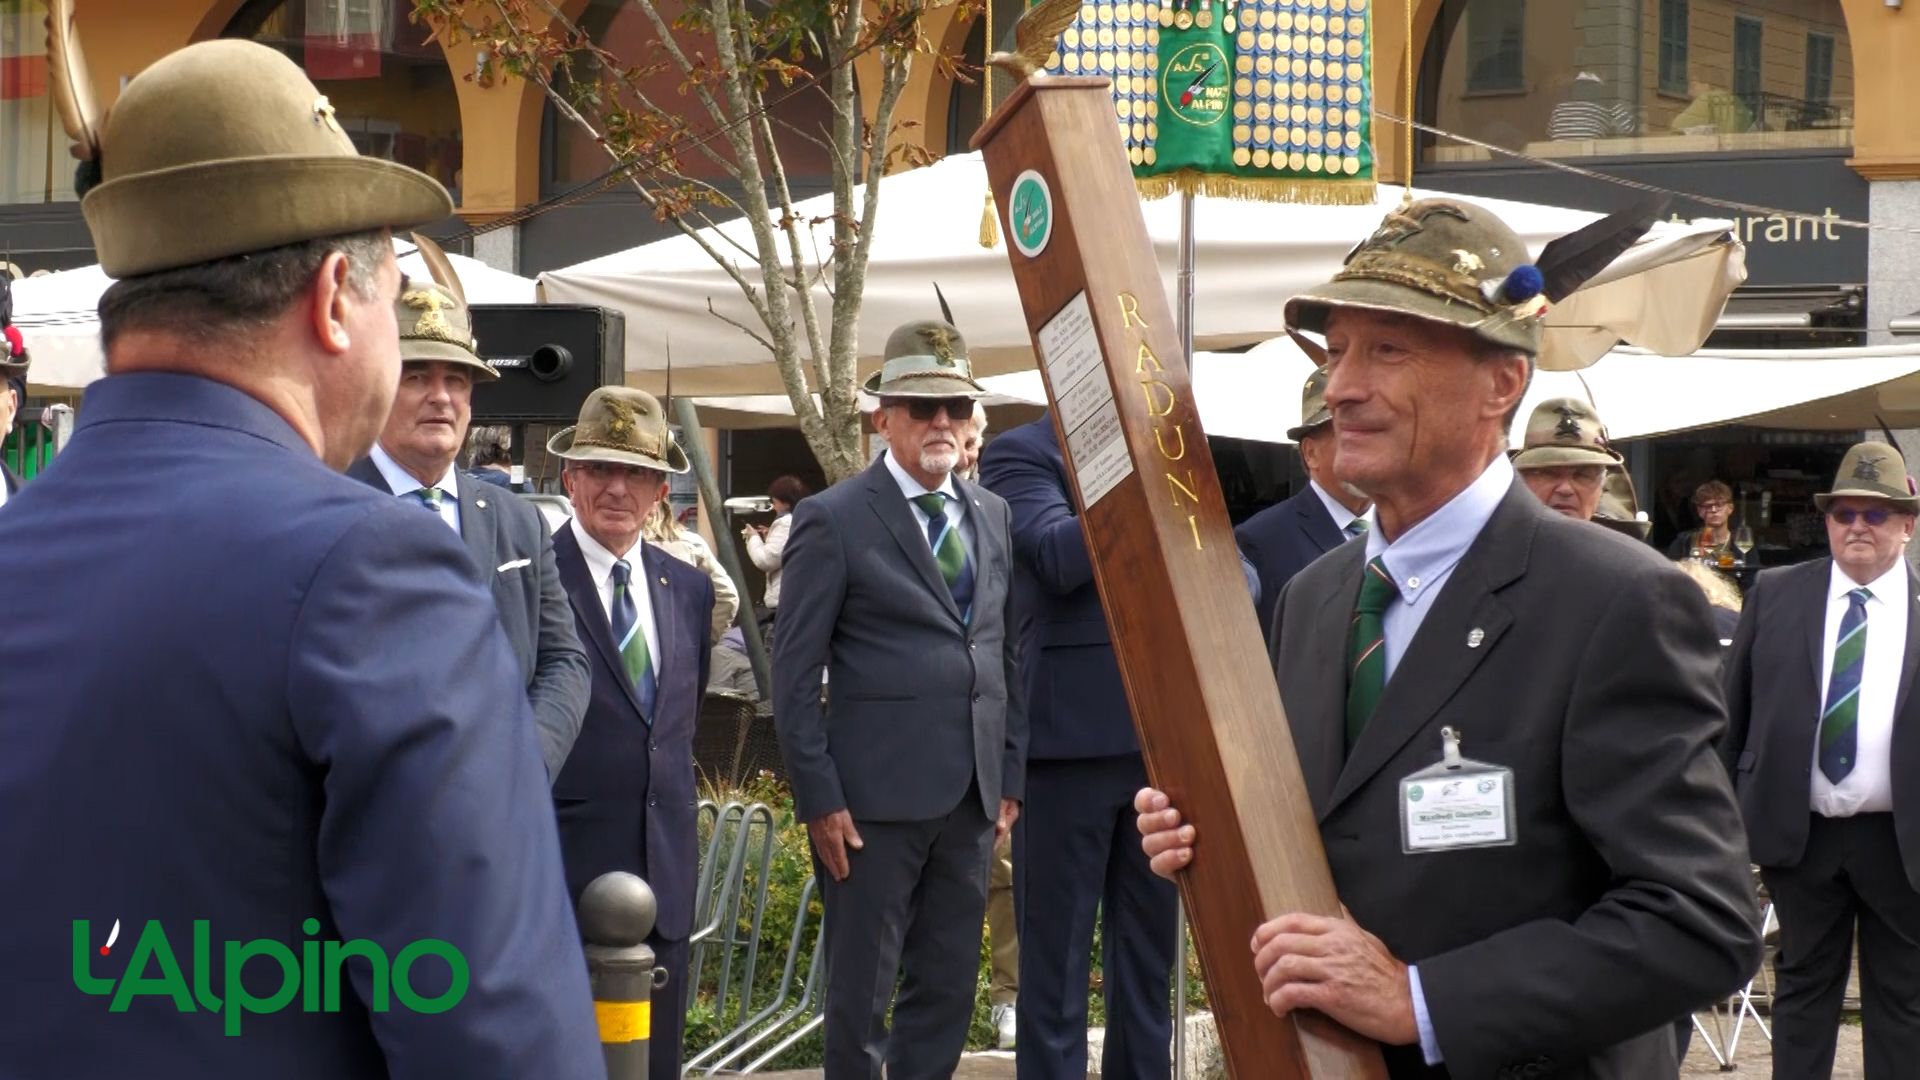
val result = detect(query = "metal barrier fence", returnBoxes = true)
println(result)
[682,799,827,1076]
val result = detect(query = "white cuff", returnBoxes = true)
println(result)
[1409,964,1443,1066]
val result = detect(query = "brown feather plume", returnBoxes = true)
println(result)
[45,0,101,166]
[409,232,467,308]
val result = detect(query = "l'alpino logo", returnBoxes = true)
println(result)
[72,918,468,1035]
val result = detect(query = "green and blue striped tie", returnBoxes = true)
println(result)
[1345,555,1400,749]
[611,559,657,720]
[1818,587,1871,784]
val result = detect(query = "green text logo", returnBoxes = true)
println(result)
[72,919,468,1035]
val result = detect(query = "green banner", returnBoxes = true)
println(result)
[1045,0,1376,203]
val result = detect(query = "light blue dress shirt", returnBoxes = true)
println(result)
[369,443,462,534]
[1359,452,1513,1065]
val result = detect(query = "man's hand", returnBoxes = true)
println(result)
[807,810,864,882]
[1133,787,1196,879]
[996,798,1021,843]
[1250,910,1418,1047]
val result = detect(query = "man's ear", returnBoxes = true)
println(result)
[308,251,355,355]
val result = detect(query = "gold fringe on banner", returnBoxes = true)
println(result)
[980,190,999,249]
[1133,169,1378,207]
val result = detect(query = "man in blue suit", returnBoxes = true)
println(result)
[1235,367,1371,643]
[979,415,1178,1080]
[547,386,716,1080]
[0,40,601,1079]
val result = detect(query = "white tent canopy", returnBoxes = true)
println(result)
[10,239,538,392]
[711,340,1920,443]
[542,151,1743,396]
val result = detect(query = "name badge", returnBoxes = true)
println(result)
[1399,726,1517,854]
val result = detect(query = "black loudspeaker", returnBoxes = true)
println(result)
[468,305,625,424]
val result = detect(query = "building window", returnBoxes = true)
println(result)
[1658,0,1689,95]
[1807,33,1835,105]
[1733,16,1763,114]
[1466,0,1524,93]
[1,0,75,205]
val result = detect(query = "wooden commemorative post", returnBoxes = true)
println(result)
[973,78,1386,1079]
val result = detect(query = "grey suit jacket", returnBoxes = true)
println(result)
[1273,480,1760,1080]
[773,457,1026,824]
[1721,557,1920,890]
[348,458,591,778]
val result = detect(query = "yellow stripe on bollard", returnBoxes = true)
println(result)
[595,1000,651,1044]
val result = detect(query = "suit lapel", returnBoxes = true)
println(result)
[1297,488,1345,555]
[345,457,386,493]
[554,524,648,719]
[1803,560,1832,695]
[1325,483,1533,814]
[866,460,963,622]
[954,473,999,579]
[642,544,678,696]
[1893,565,1920,720]
[454,472,498,576]
[1285,542,1366,819]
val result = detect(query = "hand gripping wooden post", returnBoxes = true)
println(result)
[973,78,1386,1079]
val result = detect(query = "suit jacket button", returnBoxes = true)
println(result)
[649,740,658,752]
[973,693,982,702]
[648,795,657,807]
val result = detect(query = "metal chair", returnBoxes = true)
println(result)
[1690,873,1777,1070]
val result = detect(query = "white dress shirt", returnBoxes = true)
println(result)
[883,449,976,561]
[369,444,462,534]
[570,517,661,675]
[1812,559,1909,816]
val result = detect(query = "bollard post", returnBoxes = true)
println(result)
[581,871,667,1080]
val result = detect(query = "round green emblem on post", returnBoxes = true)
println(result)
[1009,169,1053,259]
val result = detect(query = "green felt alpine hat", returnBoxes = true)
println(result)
[1815,441,1920,513]
[1286,366,1331,441]
[862,320,989,399]
[395,282,496,380]
[1511,397,1621,470]
[1285,198,1546,357]
[79,40,451,278]
[547,386,691,475]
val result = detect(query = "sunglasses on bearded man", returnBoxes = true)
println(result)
[890,397,975,422]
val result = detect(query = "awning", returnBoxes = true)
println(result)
[9,240,539,393]
[541,151,1743,395]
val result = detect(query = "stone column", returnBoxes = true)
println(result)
[472,225,521,275]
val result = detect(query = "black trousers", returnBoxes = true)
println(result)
[1761,813,1920,1080]
[648,935,689,1080]
[814,785,995,1080]
[1014,755,1178,1080]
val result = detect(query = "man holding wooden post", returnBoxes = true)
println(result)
[1135,200,1763,1077]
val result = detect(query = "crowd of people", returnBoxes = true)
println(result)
[0,29,1911,1080]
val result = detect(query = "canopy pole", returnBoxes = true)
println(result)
[671,397,773,703]
[1172,189,1195,1080]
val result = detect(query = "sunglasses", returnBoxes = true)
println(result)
[896,398,974,422]
[1829,507,1893,526]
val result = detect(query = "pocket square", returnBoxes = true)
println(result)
[496,558,532,573]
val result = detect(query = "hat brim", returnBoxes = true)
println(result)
[400,337,499,379]
[0,359,26,380]
[84,156,452,278]
[1512,445,1622,469]
[1285,279,1541,358]
[1813,489,1920,513]
[1285,409,1331,442]
[546,425,691,475]
[861,370,989,399]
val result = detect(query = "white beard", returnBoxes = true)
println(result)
[919,447,959,476]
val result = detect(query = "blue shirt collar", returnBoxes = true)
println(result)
[1364,454,1513,605]
[883,448,959,504]
[368,443,459,502]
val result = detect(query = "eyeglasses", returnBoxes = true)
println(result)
[895,398,974,422]
[1829,507,1894,527]
[1696,501,1731,512]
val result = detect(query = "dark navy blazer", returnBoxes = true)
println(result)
[1236,483,1347,643]
[550,524,715,942]
[978,417,1138,761]
[0,374,600,1078]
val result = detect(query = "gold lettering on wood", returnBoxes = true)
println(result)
[1119,291,1149,331]
[1141,379,1177,417]
[1115,292,1203,551]
[1136,340,1165,373]
[1167,469,1201,507]
[1154,423,1188,461]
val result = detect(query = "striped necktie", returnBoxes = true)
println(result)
[1346,555,1400,749]
[911,492,975,617]
[610,559,658,721]
[412,487,444,512]
[1345,518,1369,539]
[1818,587,1872,784]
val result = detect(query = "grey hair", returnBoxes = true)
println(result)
[969,400,989,438]
[98,230,390,352]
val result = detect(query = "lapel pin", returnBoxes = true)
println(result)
[1467,628,1485,649]
[659,576,669,586]
[475,499,487,509]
